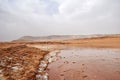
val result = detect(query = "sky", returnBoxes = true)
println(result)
[0,0,120,41]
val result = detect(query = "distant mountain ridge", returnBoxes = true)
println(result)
[14,35,83,42]
[13,34,120,42]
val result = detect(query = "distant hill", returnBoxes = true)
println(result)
[12,34,120,42]
[13,35,83,42]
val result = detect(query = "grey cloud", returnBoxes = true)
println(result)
[0,0,120,41]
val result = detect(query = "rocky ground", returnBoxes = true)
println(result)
[0,45,49,80]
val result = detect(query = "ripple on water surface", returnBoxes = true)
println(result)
[47,48,120,80]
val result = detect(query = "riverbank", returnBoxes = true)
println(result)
[0,35,120,80]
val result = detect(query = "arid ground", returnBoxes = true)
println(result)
[0,34,120,80]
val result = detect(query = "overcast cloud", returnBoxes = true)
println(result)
[0,0,120,41]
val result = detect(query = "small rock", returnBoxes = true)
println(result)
[36,74,42,79]
[82,75,87,78]
[60,74,64,76]
[11,66,19,72]
[49,52,56,57]
[39,61,47,68]
[82,64,85,66]
[44,55,51,61]
[43,73,48,80]
[38,68,44,72]
[72,62,76,64]
[0,70,2,74]
[48,58,53,63]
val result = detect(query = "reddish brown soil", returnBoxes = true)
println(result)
[0,35,120,49]
[0,45,49,80]
[65,35,120,48]
[0,35,120,80]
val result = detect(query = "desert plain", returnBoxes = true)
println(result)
[0,34,120,80]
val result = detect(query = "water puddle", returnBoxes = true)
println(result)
[46,48,120,80]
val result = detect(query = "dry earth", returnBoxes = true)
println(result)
[0,45,49,80]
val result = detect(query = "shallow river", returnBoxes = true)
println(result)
[46,48,120,80]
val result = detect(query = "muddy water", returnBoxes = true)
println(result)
[46,48,120,80]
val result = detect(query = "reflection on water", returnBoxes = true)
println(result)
[47,48,120,80]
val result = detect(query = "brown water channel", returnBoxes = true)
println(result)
[46,48,120,80]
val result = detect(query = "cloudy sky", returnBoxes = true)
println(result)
[0,0,120,41]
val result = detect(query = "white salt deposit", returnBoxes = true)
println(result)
[36,50,61,80]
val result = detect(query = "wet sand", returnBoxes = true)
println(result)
[47,48,120,80]
[0,35,120,80]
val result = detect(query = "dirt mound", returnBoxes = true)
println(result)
[0,45,49,80]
